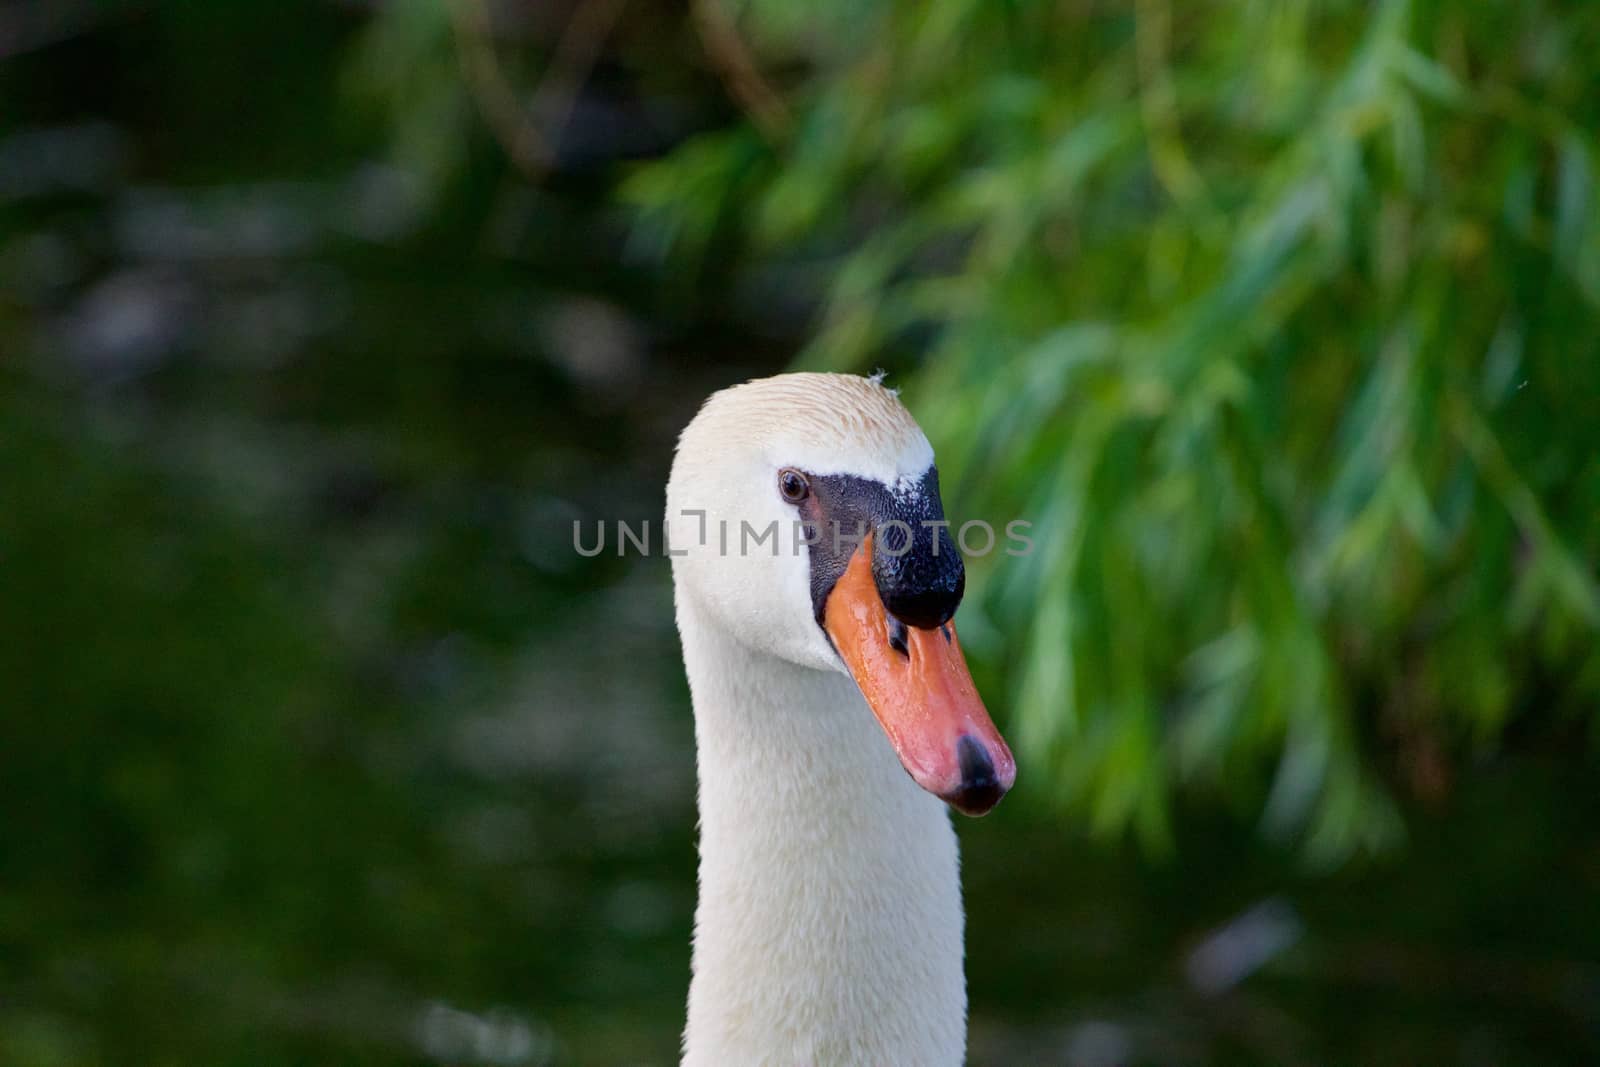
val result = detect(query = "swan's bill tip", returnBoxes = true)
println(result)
[823,537,1015,816]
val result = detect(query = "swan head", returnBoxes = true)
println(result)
[667,372,1015,816]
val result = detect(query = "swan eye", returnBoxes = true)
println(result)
[778,469,810,503]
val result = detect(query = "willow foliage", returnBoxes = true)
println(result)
[626,0,1600,860]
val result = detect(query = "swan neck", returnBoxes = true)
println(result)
[677,595,966,1066]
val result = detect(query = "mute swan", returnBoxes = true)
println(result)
[667,373,1015,1066]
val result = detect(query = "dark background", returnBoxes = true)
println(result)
[3,2,1598,1064]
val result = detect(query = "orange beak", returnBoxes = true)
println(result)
[823,535,1016,815]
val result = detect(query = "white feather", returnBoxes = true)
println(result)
[667,373,968,1066]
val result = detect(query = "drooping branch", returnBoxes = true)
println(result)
[691,0,791,143]
[449,0,628,179]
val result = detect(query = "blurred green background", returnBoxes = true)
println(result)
[3,1,1598,1064]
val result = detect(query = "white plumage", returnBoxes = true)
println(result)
[668,373,973,1066]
